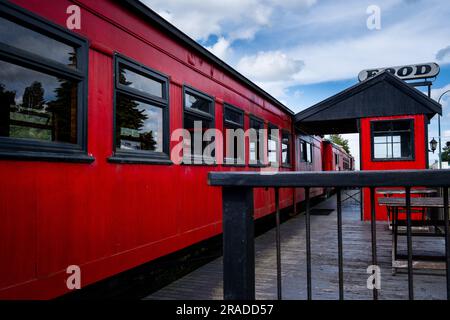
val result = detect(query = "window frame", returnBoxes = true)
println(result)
[267,123,279,166]
[281,130,292,168]
[299,139,313,163]
[109,53,171,165]
[248,115,265,168]
[0,1,92,162]
[223,103,245,166]
[182,85,215,165]
[370,119,415,162]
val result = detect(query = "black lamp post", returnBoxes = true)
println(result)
[437,90,450,168]
[430,137,437,153]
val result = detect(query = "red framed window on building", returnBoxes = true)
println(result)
[371,119,414,161]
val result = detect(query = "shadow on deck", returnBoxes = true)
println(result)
[145,191,446,300]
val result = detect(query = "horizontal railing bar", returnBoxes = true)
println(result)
[208,169,450,188]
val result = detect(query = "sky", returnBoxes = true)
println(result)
[141,0,450,169]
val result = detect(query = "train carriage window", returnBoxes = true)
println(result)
[0,2,90,162]
[267,123,279,165]
[249,116,264,166]
[371,119,413,160]
[343,157,350,170]
[111,54,170,164]
[223,104,244,165]
[183,86,215,164]
[281,131,291,167]
[300,140,312,163]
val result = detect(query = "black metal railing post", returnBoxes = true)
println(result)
[305,187,312,300]
[275,188,282,300]
[222,186,255,300]
[405,187,414,300]
[370,187,378,300]
[336,188,344,300]
[443,187,449,300]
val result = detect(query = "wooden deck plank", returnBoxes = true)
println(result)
[145,192,447,300]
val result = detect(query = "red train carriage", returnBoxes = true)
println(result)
[0,0,290,299]
[0,0,352,299]
[322,139,354,172]
[294,133,324,201]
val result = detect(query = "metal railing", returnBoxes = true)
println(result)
[208,169,450,300]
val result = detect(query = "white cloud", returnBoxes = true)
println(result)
[444,130,450,138]
[237,51,304,82]
[141,0,274,41]
[235,51,304,100]
[205,37,232,61]
[436,45,450,64]
[289,17,450,85]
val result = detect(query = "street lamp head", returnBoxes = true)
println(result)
[430,137,438,153]
[438,89,450,104]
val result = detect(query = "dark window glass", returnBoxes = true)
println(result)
[183,87,214,162]
[0,60,77,143]
[300,140,312,163]
[114,55,169,159]
[118,64,163,98]
[372,120,413,159]
[185,92,211,115]
[281,131,291,166]
[249,118,264,165]
[224,107,243,126]
[115,94,163,152]
[224,105,244,164]
[0,16,77,68]
[343,157,350,170]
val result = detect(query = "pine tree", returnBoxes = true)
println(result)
[329,134,351,155]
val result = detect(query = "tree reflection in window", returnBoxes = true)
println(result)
[115,67,163,152]
[0,57,78,144]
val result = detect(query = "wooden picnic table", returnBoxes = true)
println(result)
[376,188,437,196]
[378,195,449,273]
[378,196,450,208]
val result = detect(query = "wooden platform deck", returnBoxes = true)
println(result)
[145,191,447,300]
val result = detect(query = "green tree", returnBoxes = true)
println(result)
[329,134,351,155]
[441,141,450,162]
